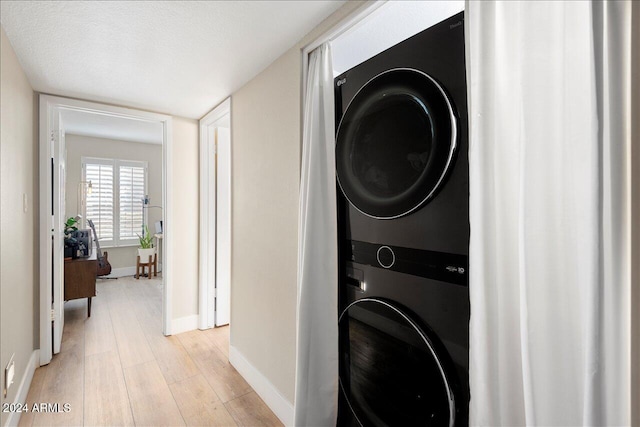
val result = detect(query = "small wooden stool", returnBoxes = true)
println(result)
[136,253,157,279]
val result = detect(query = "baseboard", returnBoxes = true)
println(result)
[5,350,38,427]
[103,264,163,279]
[171,315,198,335]
[103,266,136,278]
[229,345,294,426]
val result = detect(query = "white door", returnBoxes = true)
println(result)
[215,127,231,326]
[52,114,66,354]
[199,124,217,329]
[199,98,231,329]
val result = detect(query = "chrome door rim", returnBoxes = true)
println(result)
[336,68,458,220]
[338,297,456,427]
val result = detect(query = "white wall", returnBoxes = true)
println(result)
[229,0,365,407]
[170,117,199,321]
[64,134,162,270]
[0,26,37,426]
[231,47,300,401]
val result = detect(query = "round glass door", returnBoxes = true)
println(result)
[336,69,457,219]
[339,298,456,427]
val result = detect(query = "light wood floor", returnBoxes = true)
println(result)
[19,276,282,427]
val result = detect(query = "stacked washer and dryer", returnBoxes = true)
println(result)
[335,12,469,427]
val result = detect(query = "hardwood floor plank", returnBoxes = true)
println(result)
[199,350,252,404]
[169,374,238,426]
[32,302,85,426]
[84,296,117,357]
[84,351,134,426]
[110,305,155,369]
[17,366,47,427]
[225,392,282,427]
[122,279,149,303]
[178,331,252,403]
[134,298,162,336]
[177,329,219,358]
[140,290,162,312]
[123,360,185,426]
[203,326,230,359]
[146,333,200,385]
[100,280,130,309]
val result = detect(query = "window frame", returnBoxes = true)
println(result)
[82,156,148,248]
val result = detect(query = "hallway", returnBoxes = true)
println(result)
[19,276,281,426]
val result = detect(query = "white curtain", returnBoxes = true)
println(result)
[293,43,338,427]
[467,1,636,425]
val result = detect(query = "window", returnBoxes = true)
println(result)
[83,157,148,247]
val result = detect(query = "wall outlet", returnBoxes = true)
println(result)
[4,354,15,398]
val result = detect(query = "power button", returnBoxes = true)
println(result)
[376,246,395,269]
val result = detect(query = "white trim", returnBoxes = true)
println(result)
[5,350,39,427]
[171,315,199,335]
[99,263,163,279]
[198,97,231,330]
[229,345,294,426]
[162,116,173,336]
[103,266,136,278]
[39,95,174,362]
[199,97,231,123]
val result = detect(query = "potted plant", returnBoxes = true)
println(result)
[137,225,155,260]
[64,216,80,258]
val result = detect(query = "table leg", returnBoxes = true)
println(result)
[88,297,92,317]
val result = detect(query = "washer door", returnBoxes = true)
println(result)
[339,298,456,427]
[336,69,457,219]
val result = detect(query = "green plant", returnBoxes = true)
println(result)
[137,225,154,249]
[64,216,79,238]
[64,216,80,247]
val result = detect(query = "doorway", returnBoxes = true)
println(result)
[39,95,173,365]
[199,98,231,329]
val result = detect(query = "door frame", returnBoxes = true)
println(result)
[198,97,231,329]
[300,1,385,108]
[39,94,174,365]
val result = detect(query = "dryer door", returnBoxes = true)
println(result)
[336,69,457,219]
[339,298,456,427]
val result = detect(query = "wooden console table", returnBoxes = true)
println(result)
[64,251,97,317]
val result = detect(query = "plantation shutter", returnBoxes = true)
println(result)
[83,157,147,247]
[85,162,114,242]
[119,164,146,240]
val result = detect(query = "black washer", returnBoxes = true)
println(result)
[336,11,469,427]
[339,298,456,427]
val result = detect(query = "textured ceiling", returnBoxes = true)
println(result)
[0,1,345,119]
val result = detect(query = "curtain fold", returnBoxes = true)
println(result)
[467,1,634,425]
[293,43,338,427]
